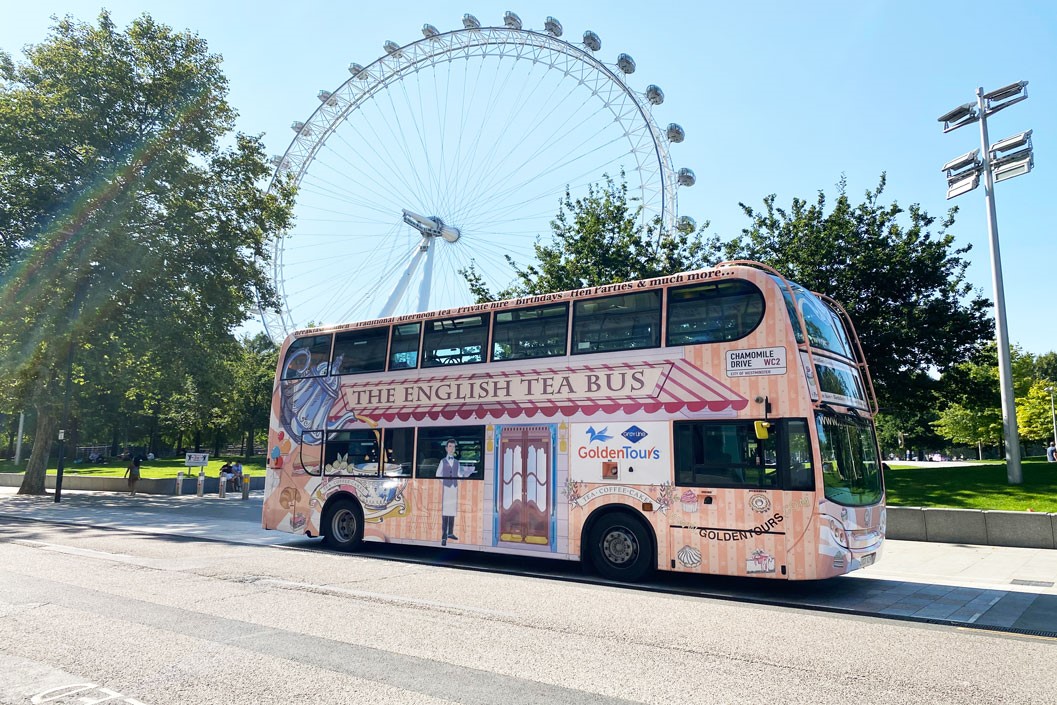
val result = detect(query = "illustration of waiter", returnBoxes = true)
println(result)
[438,438,472,546]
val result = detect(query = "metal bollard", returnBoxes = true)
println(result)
[196,468,205,497]
[218,476,226,498]
[175,471,184,495]
[242,474,250,500]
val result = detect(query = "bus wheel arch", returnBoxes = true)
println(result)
[581,506,657,582]
[321,493,364,552]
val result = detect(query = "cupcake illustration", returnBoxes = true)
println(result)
[680,489,699,513]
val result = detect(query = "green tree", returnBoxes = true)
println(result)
[723,174,992,417]
[1017,380,1057,445]
[462,175,719,299]
[227,333,278,459]
[932,404,1002,459]
[1033,352,1057,385]
[0,13,294,493]
[933,343,1039,455]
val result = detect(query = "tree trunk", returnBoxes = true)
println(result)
[244,425,254,461]
[18,410,57,495]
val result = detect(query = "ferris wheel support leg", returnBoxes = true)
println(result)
[416,237,437,314]
[378,237,430,318]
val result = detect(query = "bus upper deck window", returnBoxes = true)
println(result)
[282,335,333,380]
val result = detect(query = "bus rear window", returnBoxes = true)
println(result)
[572,290,660,354]
[282,335,332,380]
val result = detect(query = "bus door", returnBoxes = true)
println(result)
[673,420,788,577]
[497,425,553,547]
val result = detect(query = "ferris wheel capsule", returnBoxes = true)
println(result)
[290,121,311,136]
[678,168,696,187]
[583,30,601,52]
[463,14,481,29]
[678,216,696,232]
[617,53,636,74]
[504,11,522,29]
[384,40,401,56]
[422,24,440,38]
[544,17,563,37]
[667,123,685,143]
[348,62,365,77]
[317,90,336,106]
[646,85,664,106]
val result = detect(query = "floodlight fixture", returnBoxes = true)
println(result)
[946,172,980,199]
[938,102,978,132]
[983,80,1028,115]
[990,130,1034,183]
[992,152,1033,183]
[990,129,1032,156]
[942,148,980,174]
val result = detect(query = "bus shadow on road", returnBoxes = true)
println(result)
[318,539,1057,639]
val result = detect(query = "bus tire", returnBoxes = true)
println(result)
[588,512,654,582]
[322,497,364,552]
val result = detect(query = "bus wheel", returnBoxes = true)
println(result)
[323,498,363,552]
[588,512,654,582]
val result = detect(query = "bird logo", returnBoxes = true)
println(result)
[586,426,613,443]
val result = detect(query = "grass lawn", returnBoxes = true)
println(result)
[884,459,1057,512]
[0,456,268,479]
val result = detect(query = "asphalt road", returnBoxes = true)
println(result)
[1,517,1056,705]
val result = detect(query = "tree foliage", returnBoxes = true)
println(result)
[0,13,294,492]
[462,175,720,300]
[723,174,992,416]
[932,343,1048,451]
[1017,380,1057,444]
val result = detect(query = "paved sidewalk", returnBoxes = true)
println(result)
[1,487,1055,637]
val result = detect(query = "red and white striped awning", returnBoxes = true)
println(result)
[331,359,748,424]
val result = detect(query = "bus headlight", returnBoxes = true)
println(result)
[828,518,848,548]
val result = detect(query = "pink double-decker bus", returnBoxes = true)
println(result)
[263,261,885,581]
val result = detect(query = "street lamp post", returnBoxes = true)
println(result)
[1046,386,1057,452]
[939,81,1034,485]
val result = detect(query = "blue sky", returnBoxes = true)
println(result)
[3,1,1054,355]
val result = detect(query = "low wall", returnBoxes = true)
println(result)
[0,473,263,495]
[887,506,1057,549]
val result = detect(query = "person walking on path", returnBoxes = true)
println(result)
[124,458,141,496]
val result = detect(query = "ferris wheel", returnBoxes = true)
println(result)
[262,11,695,341]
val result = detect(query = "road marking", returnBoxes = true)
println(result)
[31,683,149,704]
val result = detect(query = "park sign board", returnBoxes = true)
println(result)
[185,452,209,467]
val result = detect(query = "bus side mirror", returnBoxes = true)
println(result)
[754,421,771,439]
